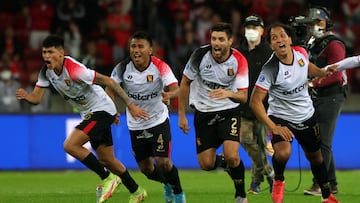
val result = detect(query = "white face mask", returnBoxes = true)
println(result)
[312,25,325,38]
[245,29,260,42]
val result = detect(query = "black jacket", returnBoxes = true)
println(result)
[237,38,273,119]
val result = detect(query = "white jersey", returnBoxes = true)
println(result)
[111,56,178,130]
[36,56,116,118]
[183,45,249,112]
[326,55,360,71]
[255,46,314,123]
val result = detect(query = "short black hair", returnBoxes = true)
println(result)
[42,35,64,48]
[131,31,153,47]
[210,22,233,39]
[266,22,295,43]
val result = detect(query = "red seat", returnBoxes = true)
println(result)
[23,47,41,59]
[24,58,43,72]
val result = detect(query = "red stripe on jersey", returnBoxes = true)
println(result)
[168,82,178,87]
[255,84,268,92]
[231,48,249,77]
[292,46,308,60]
[35,85,46,88]
[83,121,96,134]
[237,87,248,91]
[151,56,171,77]
[93,71,97,84]
[63,56,86,81]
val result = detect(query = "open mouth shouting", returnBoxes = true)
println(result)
[44,60,51,68]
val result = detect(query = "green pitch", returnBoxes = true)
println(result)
[0,169,359,202]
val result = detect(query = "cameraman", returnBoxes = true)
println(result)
[304,6,347,196]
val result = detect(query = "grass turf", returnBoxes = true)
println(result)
[0,169,359,203]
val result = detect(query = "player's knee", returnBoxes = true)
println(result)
[198,160,216,171]
[274,150,291,162]
[141,167,154,176]
[97,156,114,167]
[156,158,172,171]
[226,156,240,168]
[63,139,74,154]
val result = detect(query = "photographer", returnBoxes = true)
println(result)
[303,6,347,196]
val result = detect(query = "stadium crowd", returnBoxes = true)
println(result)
[0,0,360,113]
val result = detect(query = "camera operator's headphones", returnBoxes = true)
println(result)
[309,6,335,31]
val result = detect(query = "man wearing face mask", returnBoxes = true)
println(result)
[304,6,347,196]
[237,14,274,194]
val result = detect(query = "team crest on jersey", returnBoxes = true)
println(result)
[227,69,234,76]
[84,112,93,120]
[147,75,153,82]
[64,79,71,86]
[298,59,305,67]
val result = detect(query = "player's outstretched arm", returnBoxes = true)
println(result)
[324,55,360,71]
[95,72,149,120]
[15,86,46,105]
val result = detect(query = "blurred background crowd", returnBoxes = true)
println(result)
[0,0,359,113]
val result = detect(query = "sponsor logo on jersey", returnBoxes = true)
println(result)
[282,82,306,95]
[227,69,234,76]
[202,79,228,89]
[298,58,305,67]
[128,91,158,100]
[147,75,153,82]
[64,79,71,86]
[64,94,86,102]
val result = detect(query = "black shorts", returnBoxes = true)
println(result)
[130,118,171,162]
[194,107,241,153]
[75,111,115,150]
[270,115,321,153]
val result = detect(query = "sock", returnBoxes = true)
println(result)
[145,164,165,183]
[164,165,183,194]
[228,160,246,198]
[81,153,109,180]
[310,162,331,199]
[272,155,286,181]
[119,170,139,193]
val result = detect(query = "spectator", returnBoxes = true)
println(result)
[237,14,274,195]
[60,21,82,59]
[27,0,54,50]
[0,69,21,112]
[88,17,115,76]
[304,6,347,196]
[174,20,199,82]
[0,25,23,60]
[190,3,214,45]
[54,0,86,34]
[106,0,133,63]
